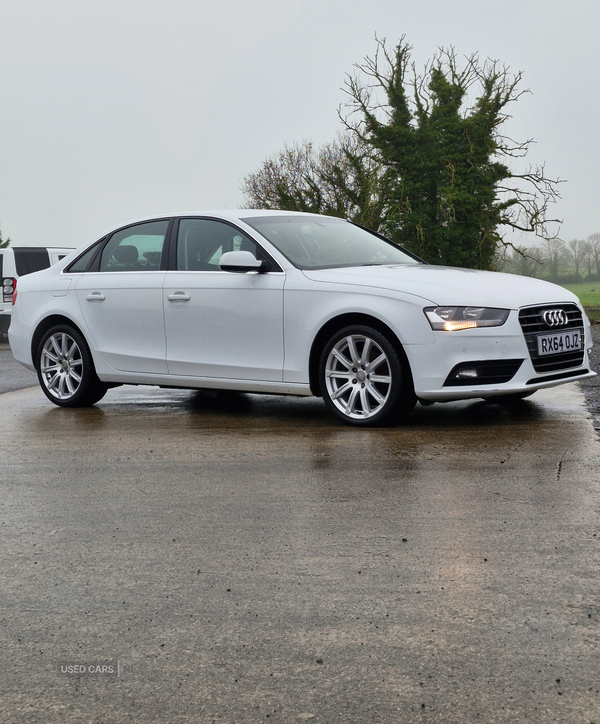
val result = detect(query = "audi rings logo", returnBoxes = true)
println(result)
[542,309,568,327]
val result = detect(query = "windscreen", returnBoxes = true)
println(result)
[13,248,51,276]
[241,215,420,270]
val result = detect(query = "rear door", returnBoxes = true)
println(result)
[75,220,170,374]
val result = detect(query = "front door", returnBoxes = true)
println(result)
[164,218,284,381]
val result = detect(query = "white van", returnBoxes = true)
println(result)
[1,247,74,337]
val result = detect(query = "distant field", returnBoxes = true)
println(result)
[559,282,600,309]
[558,283,600,322]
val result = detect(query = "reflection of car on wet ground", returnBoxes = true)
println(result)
[8,210,596,426]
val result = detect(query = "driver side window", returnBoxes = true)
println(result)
[176,219,264,271]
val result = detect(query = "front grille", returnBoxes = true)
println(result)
[518,303,584,373]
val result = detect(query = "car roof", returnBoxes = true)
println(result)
[114,209,330,223]
[80,210,343,253]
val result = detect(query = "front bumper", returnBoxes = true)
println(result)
[407,308,595,401]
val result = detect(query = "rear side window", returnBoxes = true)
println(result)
[100,220,169,272]
[66,241,104,273]
[13,248,50,276]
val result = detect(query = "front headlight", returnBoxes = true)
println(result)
[424,306,510,331]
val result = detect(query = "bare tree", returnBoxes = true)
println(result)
[567,239,586,279]
[542,237,567,281]
[581,240,595,277]
[506,246,545,277]
[242,135,385,230]
[588,232,600,276]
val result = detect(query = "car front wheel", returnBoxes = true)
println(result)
[319,325,416,426]
[37,324,108,407]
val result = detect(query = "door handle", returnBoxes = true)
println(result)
[86,292,105,301]
[167,292,190,301]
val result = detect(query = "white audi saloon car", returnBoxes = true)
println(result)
[8,211,596,425]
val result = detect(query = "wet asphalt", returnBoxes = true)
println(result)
[0,345,38,394]
[0,332,599,723]
[580,324,600,432]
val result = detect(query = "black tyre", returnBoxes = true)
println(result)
[36,324,108,407]
[318,325,416,427]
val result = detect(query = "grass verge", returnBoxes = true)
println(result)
[559,282,600,308]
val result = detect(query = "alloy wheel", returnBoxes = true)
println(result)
[324,333,392,420]
[39,332,84,400]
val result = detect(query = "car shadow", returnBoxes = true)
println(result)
[28,386,552,434]
[181,389,545,430]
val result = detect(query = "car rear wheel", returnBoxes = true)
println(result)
[319,325,416,426]
[37,324,108,407]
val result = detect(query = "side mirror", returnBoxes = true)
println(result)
[219,250,267,273]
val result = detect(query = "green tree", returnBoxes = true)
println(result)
[342,37,561,269]
[0,226,9,249]
[243,37,561,270]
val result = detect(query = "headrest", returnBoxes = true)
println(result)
[113,245,138,264]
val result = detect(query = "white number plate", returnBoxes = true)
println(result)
[537,330,582,356]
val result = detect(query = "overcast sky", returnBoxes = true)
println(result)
[0,0,598,248]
